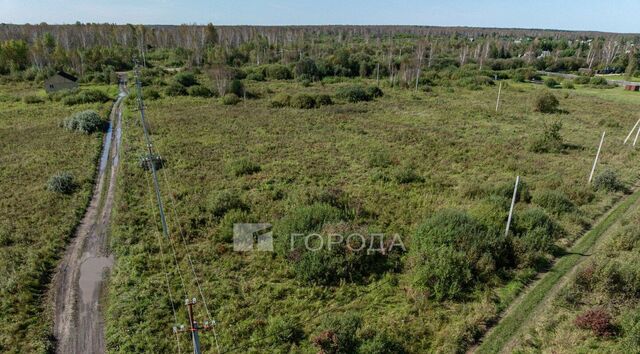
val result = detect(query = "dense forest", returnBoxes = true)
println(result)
[1,24,639,84]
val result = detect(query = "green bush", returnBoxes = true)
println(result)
[165,82,188,96]
[62,89,111,105]
[529,121,564,153]
[590,76,608,86]
[366,86,384,98]
[187,85,213,97]
[393,165,424,184]
[492,180,532,203]
[469,195,510,232]
[174,72,198,87]
[294,58,319,80]
[208,189,247,217]
[227,158,260,176]
[23,95,44,104]
[266,64,292,80]
[574,76,591,84]
[62,110,105,134]
[270,93,291,108]
[534,190,575,214]
[411,210,511,300]
[515,207,562,238]
[316,94,333,106]
[562,80,575,89]
[266,316,304,345]
[245,72,265,81]
[229,79,244,97]
[290,94,317,109]
[534,91,559,113]
[336,85,372,103]
[593,169,624,192]
[143,87,161,100]
[359,333,405,354]
[47,172,76,194]
[220,93,241,105]
[544,78,559,88]
[312,313,362,354]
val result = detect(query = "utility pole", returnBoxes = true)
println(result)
[495,81,502,112]
[133,61,169,238]
[589,131,606,184]
[505,175,519,236]
[174,298,215,354]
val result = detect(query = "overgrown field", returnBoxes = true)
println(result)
[105,75,639,353]
[0,83,112,352]
[510,195,640,353]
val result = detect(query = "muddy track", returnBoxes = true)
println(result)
[50,81,127,354]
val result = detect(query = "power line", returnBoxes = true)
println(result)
[133,63,220,354]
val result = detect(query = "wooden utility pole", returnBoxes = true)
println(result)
[174,298,215,354]
[505,175,519,236]
[376,63,380,87]
[589,132,606,184]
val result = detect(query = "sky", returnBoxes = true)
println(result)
[1,0,639,33]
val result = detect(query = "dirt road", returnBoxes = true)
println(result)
[51,80,127,354]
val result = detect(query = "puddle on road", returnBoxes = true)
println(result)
[78,256,114,304]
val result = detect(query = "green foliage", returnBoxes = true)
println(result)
[22,95,44,104]
[270,93,291,108]
[208,189,247,217]
[62,110,104,134]
[266,64,292,80]
[266,316,304,345]
[336,85,372,102]
[589,76,608,86]
[544,78,559,88]
[62,89,110,105]
[367,149,392,168]
[227,158,260,176]
[359,333,405,354]
[574,75,591,84]
[143,87,161,100]
[290,93,317,109]
[46,171,76,194]
[534,190,575,215]
[593,169,624,192]
[173,71,198,87]
[366,85,384,98]
[393,165,424,184]
[229,79,244,96]
[411,210,511,300]
[187,85,213,97]
[316,94,333,106]
[534,91,560,113]
[312,313,362,354]
[295,57,319,80]
[562,80,575,89]
[492,180,532,203]
[220,93,241,105]
[529,121,564,153]
[164,82,188,96]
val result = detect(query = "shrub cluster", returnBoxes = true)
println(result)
[534,91,560,113]
[220,93,241,105]
[534,190,575,215]
[575,308,615,337]
[208,189,248,218]
[62,110,105,134]
[270,93,333,109]
[227,158,261,176]
[47,172,76,194]
[187,85,214,97]
[529,121,564,153]
[593,169,624,192]
[336,85,383,103]
[23,95,44,104]
[62,89,111,105]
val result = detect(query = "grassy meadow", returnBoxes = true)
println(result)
[104,75,640,353]
[0,82,112,352]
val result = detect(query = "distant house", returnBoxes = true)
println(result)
[44,71,78,93]
[624,84,640,91]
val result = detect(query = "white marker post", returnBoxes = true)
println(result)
[623,118,640,145]
[634,122,640,146]
[495,81,502,112]
[505,175,520,237]
[589,131,606,184]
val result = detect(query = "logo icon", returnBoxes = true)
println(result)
[233,223,273,252]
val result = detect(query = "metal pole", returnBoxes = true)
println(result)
[623,118,640,144]
[634,122,640,146]
[589,131,606,184]
[134,64,170,238]
[495,81,502,112]
[505,175,520,237]
[186,299,202,354]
